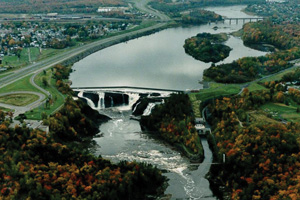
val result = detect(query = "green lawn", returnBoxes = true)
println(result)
[247,82,268,92]
[0,106,12,112]
[0,74,42,94]
[3,47,40,68]
[193,84,241,102]
[261,102,300,122]
[0,93,39,106]
[261,67,297,82]
[0,72,13,79]
[25,69,66,120]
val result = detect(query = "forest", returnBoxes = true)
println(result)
[206,82,300,199]
[0,122,167,199]
[140,93,204,162]
[0,0,125,13]
[184,33,231,63]
[204,20,300,83]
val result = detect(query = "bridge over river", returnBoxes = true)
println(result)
[223,17,265,24]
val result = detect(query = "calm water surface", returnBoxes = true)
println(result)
[70,5,266,90]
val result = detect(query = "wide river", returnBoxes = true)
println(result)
[71,5,267,199]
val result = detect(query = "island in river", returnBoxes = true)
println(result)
[184,32,231,63]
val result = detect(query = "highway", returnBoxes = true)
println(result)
[134,0,170,21]
[0,22,167,89]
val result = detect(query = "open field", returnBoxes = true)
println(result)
[0,93,39,106]
[261,67,297,82]
[248,111,280,124]
[247,82,268,92]
[0,72,13,79]
[3,47,40,68]
[191,84,241,102]
[0,106,11,112]
[0,74,42,94]
[261,102,300,122]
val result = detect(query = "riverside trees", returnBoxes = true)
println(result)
[0,122,167,199]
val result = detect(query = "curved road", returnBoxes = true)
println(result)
[134,0,170,21]
[0,91,45,116]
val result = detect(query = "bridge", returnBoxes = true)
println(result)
[223,17,265,24]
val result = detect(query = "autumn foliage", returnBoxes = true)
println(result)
[0,116,167,199]
[208,92,300,199]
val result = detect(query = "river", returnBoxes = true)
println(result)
[71,5,266,199]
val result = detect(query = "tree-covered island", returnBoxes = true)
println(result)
[184,33,231,63]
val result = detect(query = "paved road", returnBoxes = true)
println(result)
[238,62,300,95]
[0,91,45,117]
[134,0,170,21]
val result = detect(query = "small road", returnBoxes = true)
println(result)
[0,91,45,117]
[238,62,300,95]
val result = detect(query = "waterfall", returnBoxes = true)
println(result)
[78,91,97,109]
[132,102,141,113]
[97,92,105,109]
[110,96,114,107]
[142,103,156,116]
[122,94,125,105]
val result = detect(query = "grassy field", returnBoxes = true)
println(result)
[192,84,241,102]
[0,93,39,106]
[0,74,42,94]
[260,102,300,122]
[3,47,40,68]
[0,106,12,112]
[0,72,13,79]
[247,82,269,92]
[248,111,280,125]
[261,67,297,82]
[25,69,66,120]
